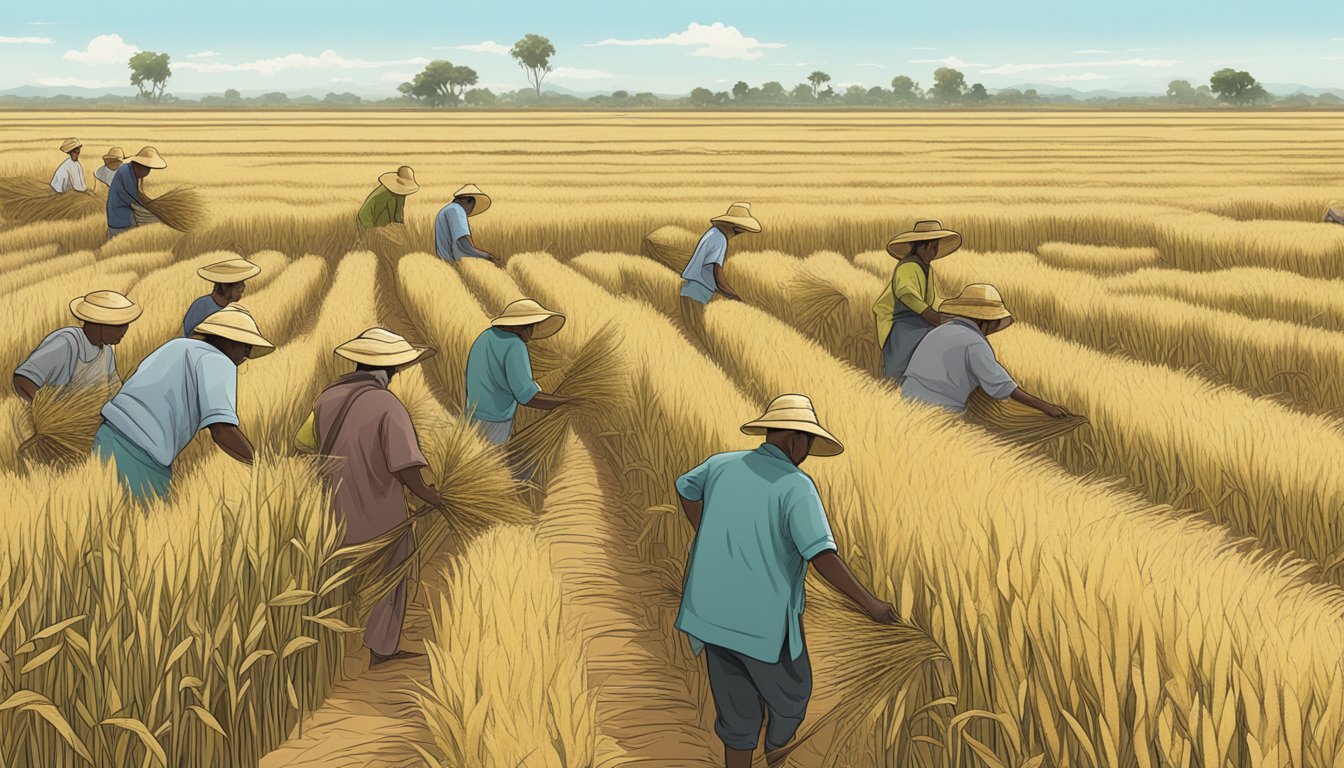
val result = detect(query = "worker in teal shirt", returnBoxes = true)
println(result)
[674,394,898,768]
[463,298,572,445]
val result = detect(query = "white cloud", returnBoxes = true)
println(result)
[548,67,615,80]
[981,57,1179,75]
[1043,73,1109,82]
[1073,49,1112,54]
[177,50,429,76]
[910,56,989,68]
[588,22,784,61]
[857,63,886,69]
[64,34,139,65]
[187,51,220,59]
[438,40,510,55]
[1,36,52,44]
[38,77,124,88]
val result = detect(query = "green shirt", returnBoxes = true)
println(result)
[674,443,837,663]
[356,186,405,229]
[464,328,541,422]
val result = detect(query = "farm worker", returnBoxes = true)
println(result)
[678,202,761,305]
[901,284,1070,418]
[92,304,272,502]
[182,257,263,337]
[106,146,167,241]
[94,147,125,188]
[675,394,898,768]
[1327,201,1344,226]
[434,184,496,262]
[12,291,141,402]
[873,220,960,383]
[356,166,418,230]
[293,328,441,667]
[464,298,571,445]
[50,138,91,195]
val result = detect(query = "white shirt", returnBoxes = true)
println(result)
[901,318,1018,412]
[50,157,87,193]
[679,227,729,291]
[15,326,117,390]
[100,339,239,467]
[94,164,117,187]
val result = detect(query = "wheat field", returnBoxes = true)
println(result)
[1,110,1343,767]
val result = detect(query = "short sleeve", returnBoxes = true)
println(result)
[893,262,930,314]
[379,397,428,473]
[15,332,76,387]
[786,478,837,560]
[451,205,470,238]
[675,458,713,502]
[704,235,727,268]
[503,341,542,406]
[194,352,239,429]
[967,339,1017,399]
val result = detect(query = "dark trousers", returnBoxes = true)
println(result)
[704,634,812,752]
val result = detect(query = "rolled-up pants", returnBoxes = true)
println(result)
[704,635,812,752]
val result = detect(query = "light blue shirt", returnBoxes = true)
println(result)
[182,295,225,337]
[100,338,239,467]
[679,227,728,299]
[434,202,474,261]
[902,318,1017,412]
[675,443,837,664]
[464,328,541,422]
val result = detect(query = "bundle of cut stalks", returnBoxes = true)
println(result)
[0,176,101,222]
[139,187,206,231]
[966,388,1088,443]
[790,270,880,374]
[640,225,700,271]
[17,382,118,471]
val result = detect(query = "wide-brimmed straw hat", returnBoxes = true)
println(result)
[60,138,83,153]
[740,394,843,457]
[938,283,1012,322]
[454,184,491,216]
[490,299,566,340]
[102,147,125,162]
[128,147,167,169]
[198,258,262,284]
[379,165,420,195]
[69,290,141,325]
[191,304,275,357]
[711,202,762,234]
[887,220,962,259]
[334,327,436,368]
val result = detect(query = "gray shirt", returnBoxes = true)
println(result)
[901,318,1017,412]
[15,326,117,390]
[183,295,226,337]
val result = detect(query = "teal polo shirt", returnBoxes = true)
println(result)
[464,327,542,422]
[674,442,838,664]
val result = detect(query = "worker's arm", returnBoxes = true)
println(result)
[711,263,743,301]
[810,551,898,623]
[208,423,255,465]
[893,263,946,325]
[678,494,704,532]
[455,235,496,262]
[522,392,573,411]
[1009,387,1069,418]
[395,466,441,506]
[12,375,38,402]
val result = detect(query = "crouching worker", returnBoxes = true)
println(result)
[295,328,442,667]
[14,291,140,401]
[93,304,272,502]
[675,394,898,768]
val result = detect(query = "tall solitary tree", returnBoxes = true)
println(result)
[807,71,832,97]
[511,34,556,97]
[1209,68,1268,105]
[930,67,967,102]
[129,51,172,102]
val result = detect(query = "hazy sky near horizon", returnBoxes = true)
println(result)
[2,0,1340,95]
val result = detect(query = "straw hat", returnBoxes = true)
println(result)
[60,138,83,153]
[191,304,275,357]
[711,202,762,233]
[740,394,843,457]
[102,147,126,162]
[938,284,1011,322]
[379,166,420,195]
[886,220,962,259]
[454,184,491,216]
[490,299,566,340]
[334,327,435,368]
[198,258,262,284]
[69,290,141,325]
[128,147,167,169]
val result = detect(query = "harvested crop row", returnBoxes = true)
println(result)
[395,253,493,412]
[1034,242,1163,274]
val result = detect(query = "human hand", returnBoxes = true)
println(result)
[1041,403,1069,419]
[864,597,899,625]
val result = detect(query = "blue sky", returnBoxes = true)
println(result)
[1,0,1340,95]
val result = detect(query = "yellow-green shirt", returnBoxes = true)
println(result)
[356,186,405,229]
[872,260,939,345]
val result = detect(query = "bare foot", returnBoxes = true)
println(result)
[369,650,425,668]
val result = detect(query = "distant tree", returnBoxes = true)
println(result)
[689,87,716,106]
[632,92,660,106]
[323,91,362,105]
[867,86,889,103]
[1023,89,1040,103]
[258,91,290,106]
[1210,68,1268,105]
[968,83,990,103]
[1319,93,1343,106]
[890,75,922,102]
[844,85,868,105]
[1166,79,1197,104]
[930,67,967,102]
[611,89,629,99]
[511,34,556,97]
[995,88,1025,105]
[807,71,832,97]
[402,60,478,107]
[128,51,172,101]
[817,86,836,102]
[760,81,787,103]
[223,88,241,101]
[464,88,497,107]
[714,91,731,104]
[732,81,751,101]
[790,83,814,101]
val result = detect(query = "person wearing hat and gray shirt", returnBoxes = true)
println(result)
[182,257,263,337]
[107,147,167,240]
[94,147,126,188]
[679,202,762,306]
[50,138,91,195]
[901,283,1070,417]
[434,184,497,262]
[13,291,141,401]
[675,394,898,768]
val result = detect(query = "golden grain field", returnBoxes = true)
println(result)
[1,110,1343,767]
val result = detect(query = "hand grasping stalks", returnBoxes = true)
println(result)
[966,389,1088,444]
